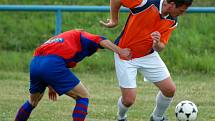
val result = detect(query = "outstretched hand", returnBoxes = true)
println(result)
[118,48,132,60]
[48,86,58,101]
[99,19,118,28]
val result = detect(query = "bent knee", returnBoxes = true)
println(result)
[29,93,43,107]
[162,85,176,97]
[67,90,90,99]
[122,96,136,107]
[81,91,90,98]
[29,99,40,107]
[76,89,90,98]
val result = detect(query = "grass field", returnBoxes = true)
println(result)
[1,71,215,121]
[0,1,215,121]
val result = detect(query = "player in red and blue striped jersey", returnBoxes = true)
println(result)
[14,29,131,121]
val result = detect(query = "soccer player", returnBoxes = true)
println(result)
[100,0,193,121]
[14,29,131,121]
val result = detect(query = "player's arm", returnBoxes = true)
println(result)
[100,0,144,28]
[151,31,165,52]
[99,39,131,60]
[100,0,121,28]
[151,24,177,52]
[48,86,58,101]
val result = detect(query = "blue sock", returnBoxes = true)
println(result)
[15,100,35,121]
[72,98,89,121]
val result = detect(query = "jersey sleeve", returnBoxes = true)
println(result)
[81,31,107,49]
[161,25,177,44]
[120,0,145,8]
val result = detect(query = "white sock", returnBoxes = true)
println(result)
[117,96,129,120]
[152,91,173,119]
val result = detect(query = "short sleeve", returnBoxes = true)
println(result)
[161,26,177,44]
[81,31,107,44]
[81,31,107,49]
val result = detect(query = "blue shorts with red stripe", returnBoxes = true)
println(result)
[29,55,80,96]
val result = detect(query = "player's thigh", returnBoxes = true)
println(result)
[29,57,47,94]
[138,52,170,82]
[66,82,89,99]
[42,61,81,96]
[114,53,138,88]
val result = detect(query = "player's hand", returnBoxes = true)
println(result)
[151,31,165,52]
[119,48,132,60]
[99,19,118,28]
[48,86,58,101]
[151,31,161,46]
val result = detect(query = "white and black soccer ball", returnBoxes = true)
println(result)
[175,100,198,121]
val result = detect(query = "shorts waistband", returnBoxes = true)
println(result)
[147,49,154,55]
[34,54,64,60]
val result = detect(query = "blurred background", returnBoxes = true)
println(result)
[0,0,215,74]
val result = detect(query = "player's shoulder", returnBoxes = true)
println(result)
[121,0,145,9]
[129,0,162,14]
[64,29,82,34]
[56,29,82,37]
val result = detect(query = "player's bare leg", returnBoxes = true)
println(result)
[29,92,44,107]
[151,77,176,121]
[15,92,44,121]
[117,88,136,121]
[66,82,89,121]
[66,82,89,99]
[154,77,176,97]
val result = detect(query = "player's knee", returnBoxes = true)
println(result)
[70,90,90,99]
[29,94,43,107]
[122,96,136,107]
[80,91,90,98]
[170,84,176,95]
[29,99,40,107]
[163,85,176,97]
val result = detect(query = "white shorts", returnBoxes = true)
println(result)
[114,51,170,88]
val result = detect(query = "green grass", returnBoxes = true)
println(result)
[0,71,215,121]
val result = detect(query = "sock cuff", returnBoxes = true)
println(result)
[26,100,35,109]
[76,98,89,106]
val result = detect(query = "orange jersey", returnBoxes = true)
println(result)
[116,0,177,59]
[120,0,143,8]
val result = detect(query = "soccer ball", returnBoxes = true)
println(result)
[175,100,198,121]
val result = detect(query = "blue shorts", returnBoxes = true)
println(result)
[29,55,80,96]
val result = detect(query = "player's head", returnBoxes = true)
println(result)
[167,0,193,8]
[166,0,193,17]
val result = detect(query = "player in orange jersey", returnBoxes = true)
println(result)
[100,0,193,121]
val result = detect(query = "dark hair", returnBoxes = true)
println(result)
[167,0,193,7]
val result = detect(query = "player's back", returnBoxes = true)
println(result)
[34,30,82,59]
